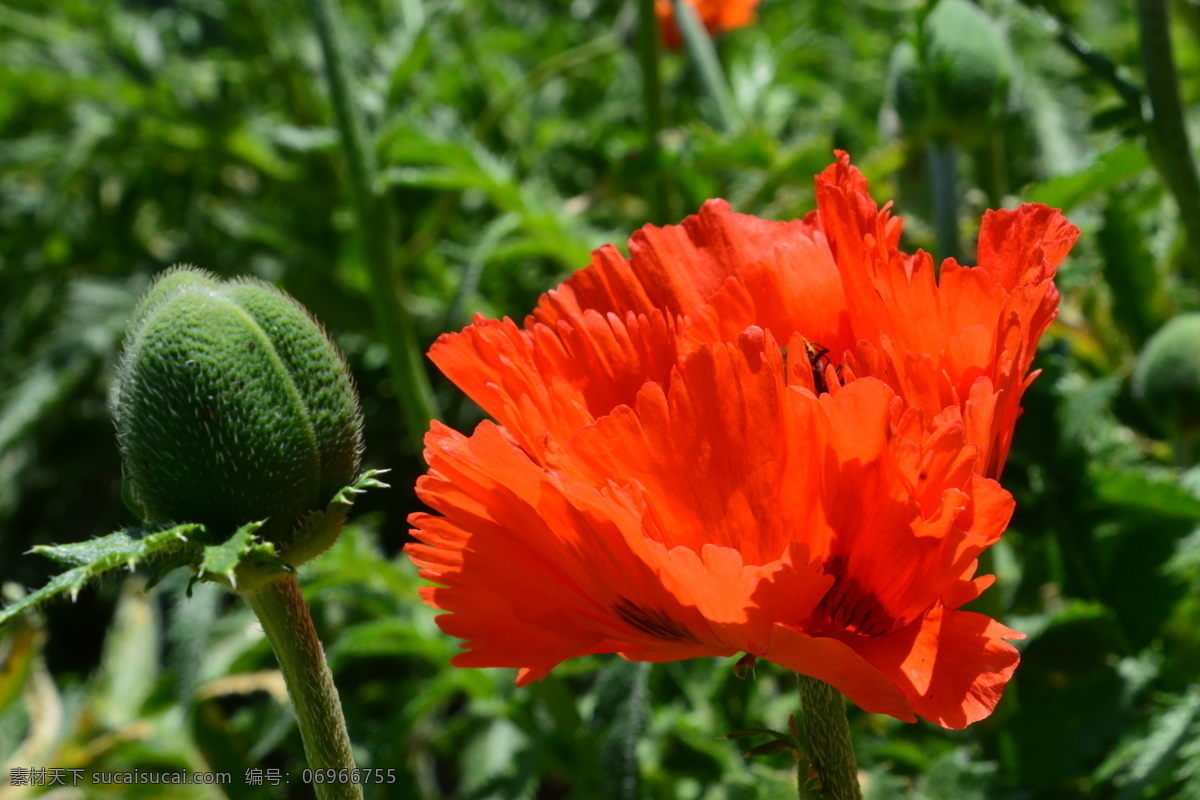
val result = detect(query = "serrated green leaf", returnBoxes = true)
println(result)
[331,468,391,504]
[1176,717,1200,799]
[1096,689,1200,800]
[0,570,90,626]
[31,523,204,568]
[308,469,391,523]
[283,469,390,567]
[0,524,200,628]
[914,748,999,800]
[198,521,279,589]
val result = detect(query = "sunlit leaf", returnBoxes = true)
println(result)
[1027,141,1151,212]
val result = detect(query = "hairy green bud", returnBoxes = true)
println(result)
[885,0,1014,142]
[111,267,363,562]
[924,0,1013,126]
[1133,314,1200,434]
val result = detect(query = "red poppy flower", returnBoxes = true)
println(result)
[408,154,1077,728]
[656,0,759,50]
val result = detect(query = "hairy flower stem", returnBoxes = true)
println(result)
[304,0,440,443]
[636,0,668,223]
[246,575,363,800]
[1136,0,1200,280]
[797,675,862,800]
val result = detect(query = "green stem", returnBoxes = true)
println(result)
[477,33,621,141]
[671,0,739,133]
[1025,3,1142,111]
[245,574,363,800]
[1136,0,1200,280]
[927,139,961,265]
[304,0,440,444]
[797,675,862,800]
[1172,427,1198,469]
[636,0,669,223]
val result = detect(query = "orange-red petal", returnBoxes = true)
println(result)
[836,607,1024,729]
[428,308,677,460]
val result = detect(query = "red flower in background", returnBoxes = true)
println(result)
[656,0,759,49]
[408,154,1078,728]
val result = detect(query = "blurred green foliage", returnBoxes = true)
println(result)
[2,0,1200,797]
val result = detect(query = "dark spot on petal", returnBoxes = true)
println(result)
[813,555,898,638]
[613,598,699,643]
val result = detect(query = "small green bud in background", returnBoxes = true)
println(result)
[923,0,1013,129]
[111,266,363,564]
[1133,313,1200,463]
[884,0,1014,144]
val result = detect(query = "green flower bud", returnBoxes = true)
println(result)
[924,0,1013,126]
[1133,314,1200,436]
[111,267,363,562]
